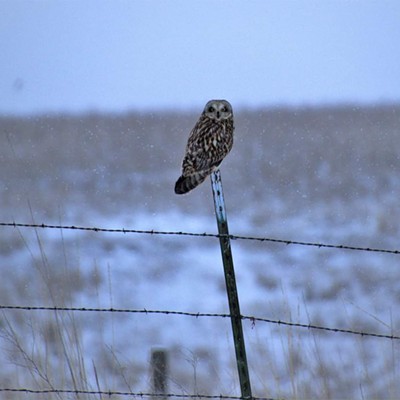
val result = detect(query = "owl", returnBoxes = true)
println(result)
[175,99,234,194]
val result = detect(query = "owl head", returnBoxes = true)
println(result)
[203,99,233,121]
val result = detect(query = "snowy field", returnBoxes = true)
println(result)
[0,105,400,399]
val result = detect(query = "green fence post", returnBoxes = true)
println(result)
[210,169,252,399]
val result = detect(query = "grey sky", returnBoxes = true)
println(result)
[1,0,400,115]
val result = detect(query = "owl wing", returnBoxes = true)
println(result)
[182,121,230,174]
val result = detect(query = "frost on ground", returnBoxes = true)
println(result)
[0,105,399,399]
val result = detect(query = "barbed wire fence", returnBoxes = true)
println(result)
[2,221,400,255]
[0,388,277,400]
[0,305,399,340]
[1,218,400,399]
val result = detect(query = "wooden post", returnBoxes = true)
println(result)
[151,348,168,400]
[210,170,253,399]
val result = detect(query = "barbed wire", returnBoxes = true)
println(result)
[0,388,276,399]
[1,221,400,255]
[1,223,398,399]
[1,305,398,341]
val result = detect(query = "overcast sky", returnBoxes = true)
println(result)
[1,0,400,115]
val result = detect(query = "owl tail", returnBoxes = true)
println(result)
[174,171,210,194]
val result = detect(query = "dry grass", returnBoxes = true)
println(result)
[0,104,400,399]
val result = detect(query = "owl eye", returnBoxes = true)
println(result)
[221,106,228,112]
[208,106,214,113]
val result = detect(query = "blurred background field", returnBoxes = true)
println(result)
[0,104,399,399]
[2,1,400,397]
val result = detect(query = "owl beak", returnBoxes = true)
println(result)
[216,111,221,119]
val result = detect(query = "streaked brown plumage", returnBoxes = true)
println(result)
[175,99,234,194]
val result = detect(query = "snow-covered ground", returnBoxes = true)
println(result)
[0,105,399,399]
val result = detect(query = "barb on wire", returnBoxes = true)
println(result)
[1,221,399,255]
[0,388,276,400]
[1,305,398,341]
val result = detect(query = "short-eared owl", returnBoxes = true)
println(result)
[175,99,234,194]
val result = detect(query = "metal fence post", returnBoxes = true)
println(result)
[210,169,253,399]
